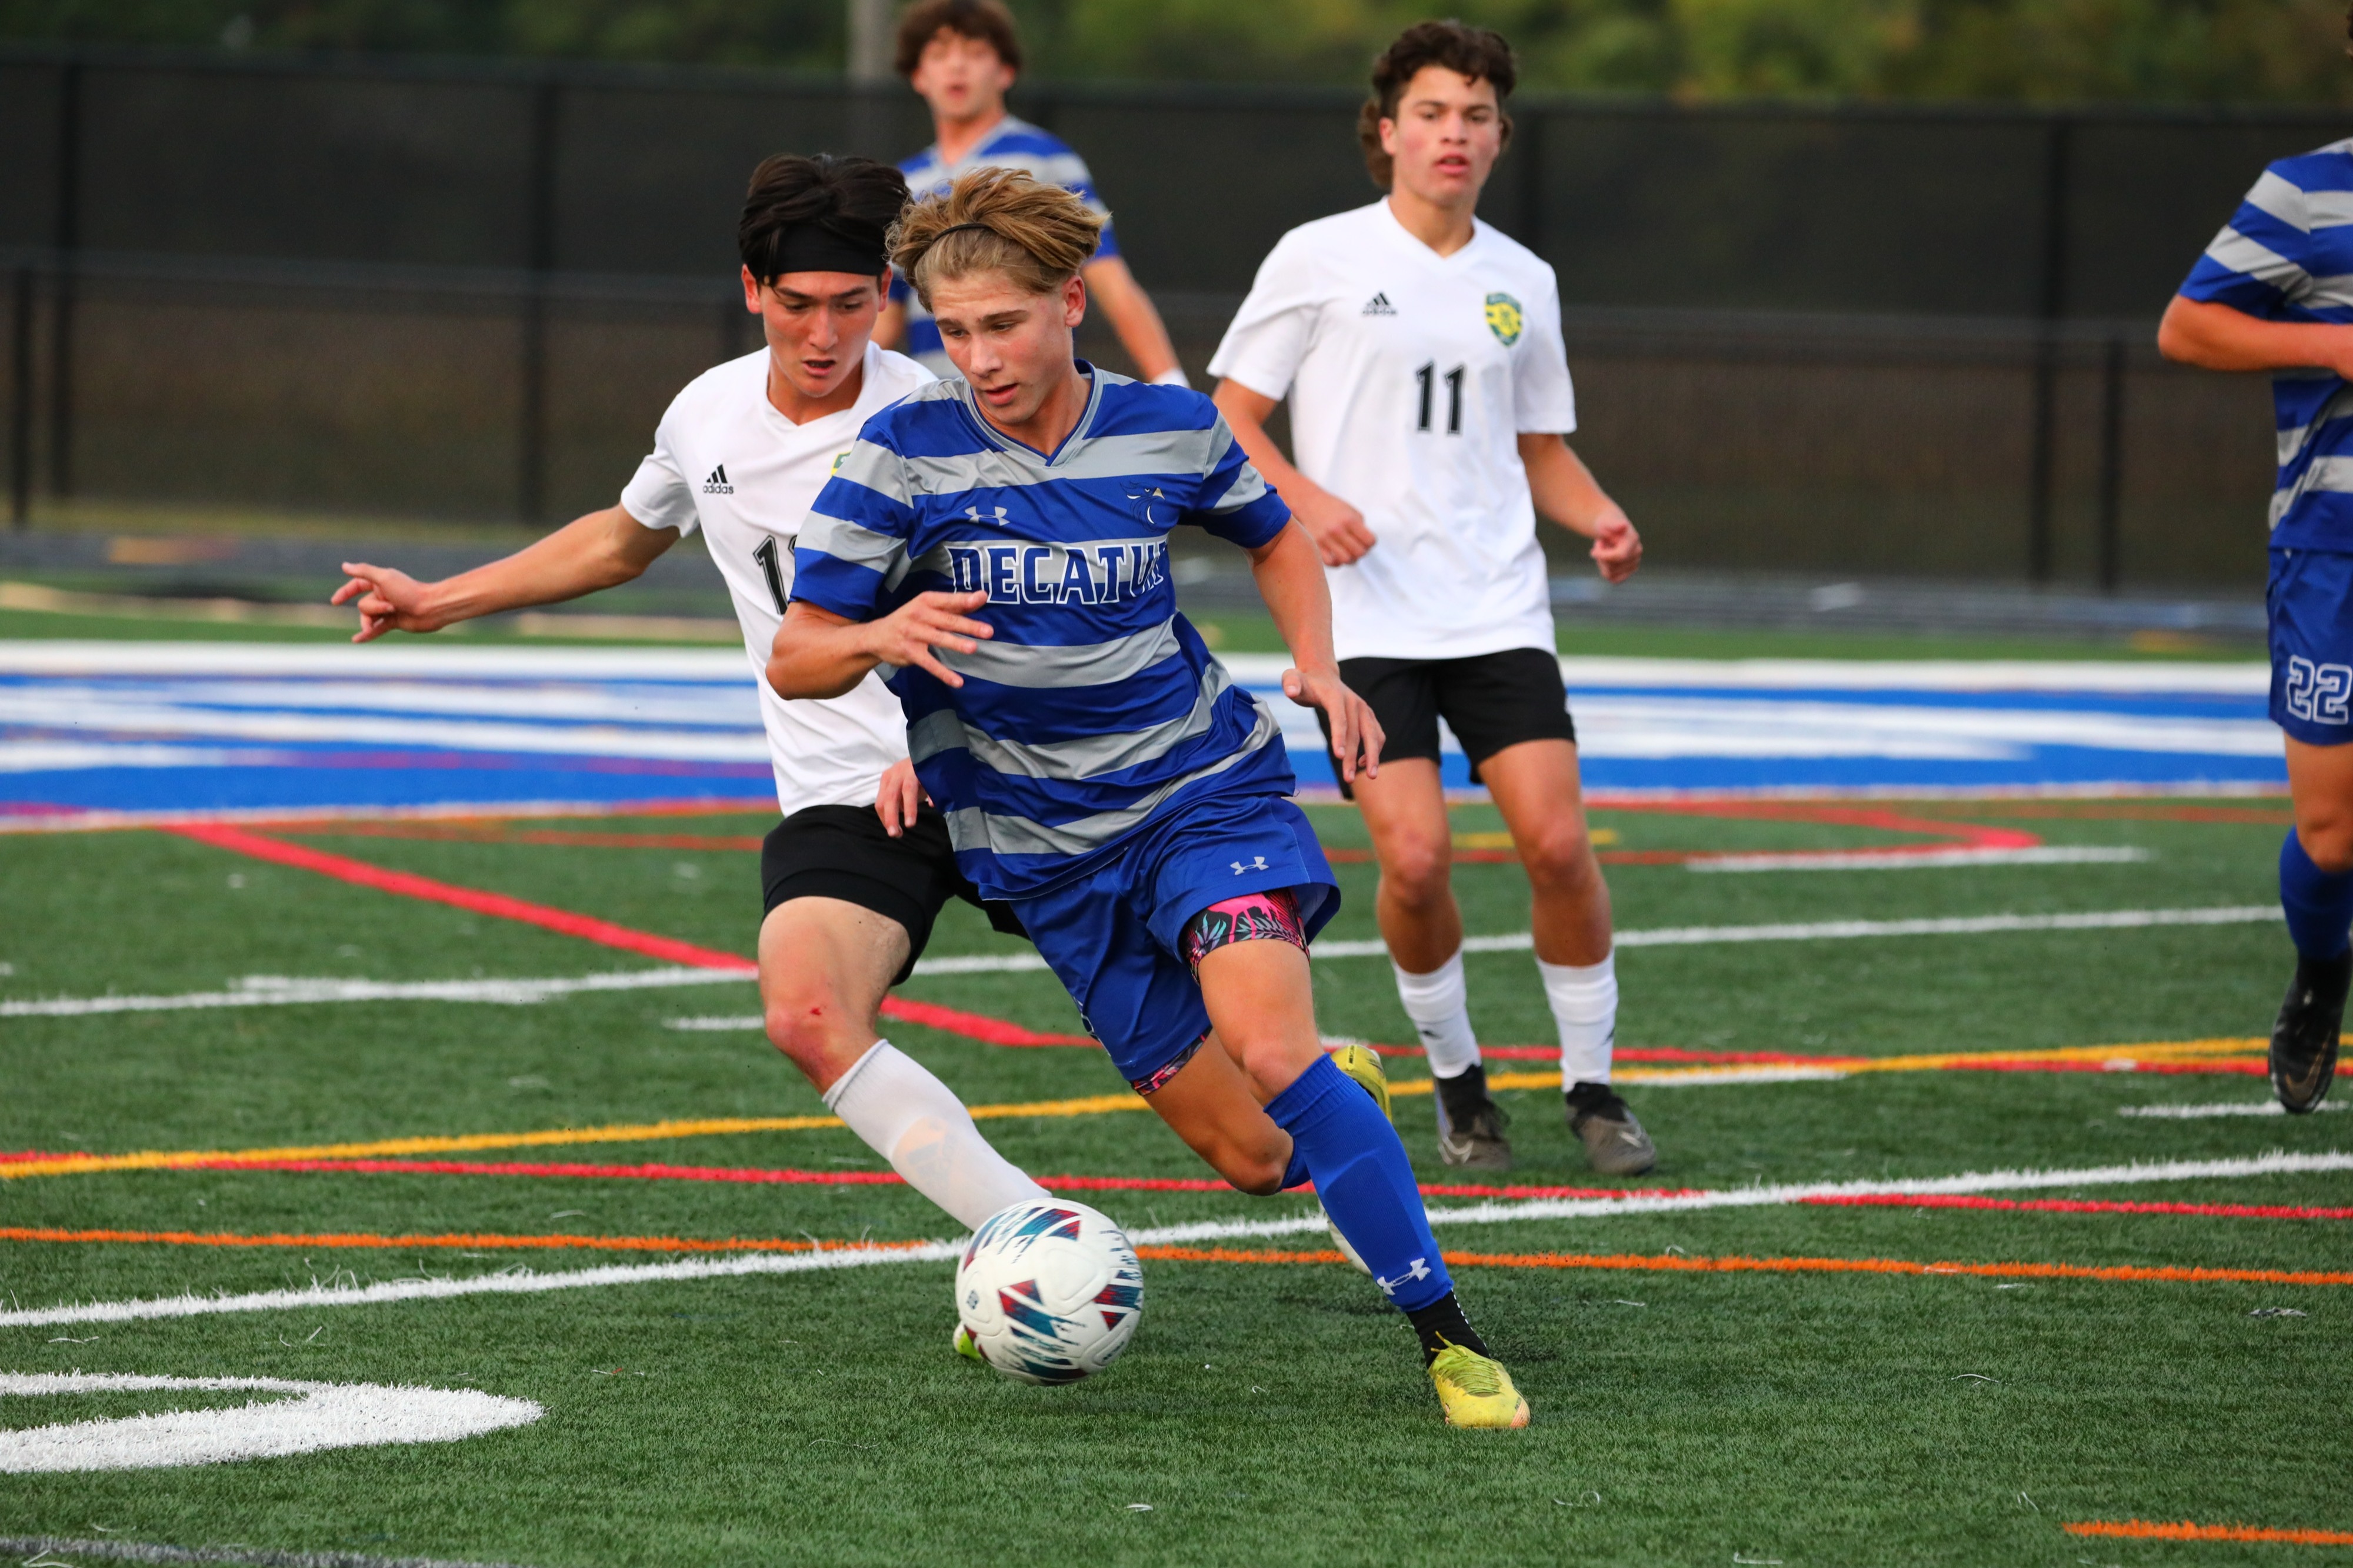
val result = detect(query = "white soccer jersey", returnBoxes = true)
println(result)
[620,342,932,816]
[1208,201,1578,663]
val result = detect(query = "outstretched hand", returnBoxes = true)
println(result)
[866,589,994,688]
[1283,665,1383,786]
[331,562,441,643]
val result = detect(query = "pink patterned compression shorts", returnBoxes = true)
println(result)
[1126,889,1311,1098]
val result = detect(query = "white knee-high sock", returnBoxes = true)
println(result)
[1538,952,1617,1088]
[1391,950,1482,1078]
[822,1041,1049,1230]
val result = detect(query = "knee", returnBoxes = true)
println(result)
[1379,832,1454,904]
[1519,822,1598,890]
[764,982,858,1078]
[2302,820,2353,876]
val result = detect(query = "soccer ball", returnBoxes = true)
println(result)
[955,1200,1144,1385]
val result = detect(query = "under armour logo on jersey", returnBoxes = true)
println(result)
[964,504,1010,527]
[1375,1257,1432,1296]
[1230,855,1269,875]
[702,464,733,495]
[1362,292,1397,316]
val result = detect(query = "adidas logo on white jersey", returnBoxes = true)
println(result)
[1362,292,1397,316]
[702,464,733,495]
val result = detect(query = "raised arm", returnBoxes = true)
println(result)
[1212,379,1378,566]
[1245,519,1382,783]
[331,505,677,643]
[1518,432,1641,585]
[765,592,996,700]
[1082,256,1182,383]
[2157,293,2353,376]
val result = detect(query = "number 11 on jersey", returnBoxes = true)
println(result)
[752,535,788,615]
[1415,362,1464,436]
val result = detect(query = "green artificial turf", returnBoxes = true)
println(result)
[1,798,2344,1567]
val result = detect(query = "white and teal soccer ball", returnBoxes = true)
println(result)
[955,1200,1144,1385]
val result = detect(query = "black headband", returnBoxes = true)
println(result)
[759,223,889,281]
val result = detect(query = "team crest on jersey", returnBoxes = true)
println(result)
[1484,293,1524,346]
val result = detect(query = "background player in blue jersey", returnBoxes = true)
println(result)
[2159,99,2353,1112]
[769,167,1532,1427]
[874,0,1185,387]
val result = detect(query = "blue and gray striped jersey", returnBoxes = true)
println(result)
[793,367,1294,899]
[892,116,1121,372]
[2181,139,2353,550]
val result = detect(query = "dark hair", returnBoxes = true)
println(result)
[1357,20,1517,189]
[738,154,909,283]
[893,0,1024,79]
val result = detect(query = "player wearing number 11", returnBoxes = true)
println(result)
[1211,22,1651,1176]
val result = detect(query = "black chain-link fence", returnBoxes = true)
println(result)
[4,44,2345,588]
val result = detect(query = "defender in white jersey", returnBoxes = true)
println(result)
[1211,23,1652,1176]
[332,155,1052,1261]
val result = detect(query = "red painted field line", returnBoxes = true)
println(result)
[2064,1519,2353,1544]
[165,823,1094,1047]
[114,1155,2353,1220]
[9,1227,2349,1289]
[0,1226,926,1255]
[1807,1193,2353,1220]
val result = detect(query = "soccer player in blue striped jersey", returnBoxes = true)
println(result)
[2160,99,2353,1112]
[769,167,1531,1427]
[875,0,1184,388]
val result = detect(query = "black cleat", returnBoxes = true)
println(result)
[2271,949,2351,1114]
[1565,1082,1656,1175]
[1434,1063,1514,1172]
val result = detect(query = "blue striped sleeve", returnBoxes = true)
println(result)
[792,435,916,621]
[2181,162,2314,313]
[1185,413,1290,548]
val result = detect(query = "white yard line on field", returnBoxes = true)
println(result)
[2,1151,2342,1329]
[0,905,2282,1016]
[2119,1100,2349,1119]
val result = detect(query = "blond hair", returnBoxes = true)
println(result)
[887,167,1104,309]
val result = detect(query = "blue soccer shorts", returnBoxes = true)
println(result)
[2269,547,2353,746]
[1009,790,1341,1094]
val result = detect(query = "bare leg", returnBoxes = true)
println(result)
[2287,736,2353,873]
[1350,758,1461,974]
[1479,738,1612,966]
[1137,1033,1294,1195]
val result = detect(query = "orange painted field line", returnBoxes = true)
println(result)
[2064,1519,2353,1544]
[1136,1245,2353,1289]
[14,1228,2349,1290]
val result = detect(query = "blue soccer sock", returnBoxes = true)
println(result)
[2280,828,2353,962]
[1266,1054,1452,1312]
[1279,1142,1312,1192]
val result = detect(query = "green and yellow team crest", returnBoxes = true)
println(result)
[1484,291,1524,346]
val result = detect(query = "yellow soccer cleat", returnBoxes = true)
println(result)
[1329,1043,1392,1121]
[952,1323,984,1364]
[1429,1340,1531,1430]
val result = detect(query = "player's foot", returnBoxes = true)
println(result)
[1434,1063,1513,1172]
[2272,949,2351,1113]
[951,1323,984,1364]
[1428,1339,1531,1429]
[1565,1082,1656,1175]
[1329,1043,1392,1121]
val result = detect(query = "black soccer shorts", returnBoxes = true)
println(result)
[1314,648,1578,800]
[759,803,1024,984]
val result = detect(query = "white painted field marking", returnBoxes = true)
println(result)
[2119,1101,2349,1119]
[0,1372,539,1472]
[4,1152,2342,1329]
[0,905,2282,1017]
[0,968,745,1019]
[1687,846,2151,873]
[664,1016,764,1032]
